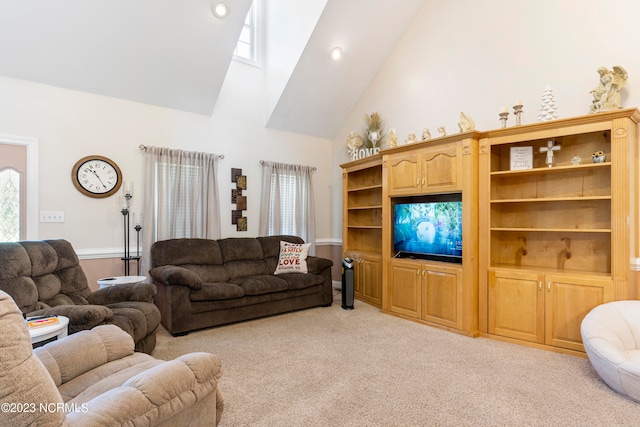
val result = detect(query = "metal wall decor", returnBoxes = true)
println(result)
[231,168,247,231]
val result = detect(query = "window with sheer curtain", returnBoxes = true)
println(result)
[259,161,316,253]
[141,146,221,273]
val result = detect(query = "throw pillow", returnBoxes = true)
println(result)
[274,241,311,274]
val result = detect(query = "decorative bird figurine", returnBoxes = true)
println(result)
[592,151,606,163]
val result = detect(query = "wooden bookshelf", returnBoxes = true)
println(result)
[478,108,640,355]
[341,155,383,307]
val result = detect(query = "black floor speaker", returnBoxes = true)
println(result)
[341,258,354,310]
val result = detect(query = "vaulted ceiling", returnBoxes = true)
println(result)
[0,0,426,139]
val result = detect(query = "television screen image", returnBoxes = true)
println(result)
[393,199,462,262]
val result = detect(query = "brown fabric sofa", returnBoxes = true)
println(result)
[0,290,223,427]
[0,239,161,353]
[150,235,333,336]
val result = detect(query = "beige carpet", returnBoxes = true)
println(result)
[152,292,640,426]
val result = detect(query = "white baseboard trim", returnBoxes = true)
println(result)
[75,247,128,260]
[76,240,343,260]
[316,239,341,246]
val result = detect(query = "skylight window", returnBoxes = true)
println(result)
[233,0,262,67]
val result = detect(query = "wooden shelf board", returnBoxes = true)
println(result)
[347,205,383,210]
[490,196,611,203]
[347,184,382,192]
[490,227,611,233]
[347,225,382,229]
[489,264,612,277]
[490,162,610,177]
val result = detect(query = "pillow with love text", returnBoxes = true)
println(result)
[274,241,311,274]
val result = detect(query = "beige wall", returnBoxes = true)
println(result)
[330,0,640,245]
[315,243,343,284]
[80,258,125,292]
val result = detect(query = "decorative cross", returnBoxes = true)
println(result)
[539,140,561,167]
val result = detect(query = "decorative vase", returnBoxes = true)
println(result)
[368,130,380,147]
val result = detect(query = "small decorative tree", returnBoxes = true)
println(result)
[538,85,558,122]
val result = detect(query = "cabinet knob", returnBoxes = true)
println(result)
[547,282,551,293]
[538,281,542,292]
[421,178,425,186]
[416,179,420,187]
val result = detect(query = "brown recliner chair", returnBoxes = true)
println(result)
[0,239,160,353]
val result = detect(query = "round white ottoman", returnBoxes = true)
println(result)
[580,300,640,402]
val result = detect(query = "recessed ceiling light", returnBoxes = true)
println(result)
[212,2,229,19]
[330,47,343,61]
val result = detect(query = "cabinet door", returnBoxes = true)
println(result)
[421,147,460,192]
[388,260,421,318]
[360,257,382,306]
[387,153,420,196]
[488,269,544,343]
[352,259,362,297]
[544,275,613,352]
[422,265,462,329]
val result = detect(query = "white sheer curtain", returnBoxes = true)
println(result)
[259,161,316,253]
[141,146,221,274]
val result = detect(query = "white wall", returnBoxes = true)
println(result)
[264,0,327,118]
[0,60,332,254]
[4,0,640,253]
[331,0,640,239]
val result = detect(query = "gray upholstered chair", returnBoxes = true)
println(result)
[0,239,160,353]
[0,290,224,426]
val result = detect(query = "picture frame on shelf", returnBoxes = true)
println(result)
[510,146,533,170]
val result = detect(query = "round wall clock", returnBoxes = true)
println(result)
[71,155,122,198]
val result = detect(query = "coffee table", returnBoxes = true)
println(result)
[97,275,147,288]
[28,316,69,344]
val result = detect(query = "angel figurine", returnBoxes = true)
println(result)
[386,129,398,148]
[590,66,628,113]
[458,112,476,132]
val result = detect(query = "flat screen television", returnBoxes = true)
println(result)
[393,194,462,263]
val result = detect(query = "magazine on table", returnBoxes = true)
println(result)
[25,315,59,328]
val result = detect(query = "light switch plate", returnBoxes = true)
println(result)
[40,211,65,223]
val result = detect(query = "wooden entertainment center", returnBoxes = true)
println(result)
[341,108,640,356]
[341,155,383,307]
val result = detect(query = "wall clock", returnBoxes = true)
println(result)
[71,155,122,198]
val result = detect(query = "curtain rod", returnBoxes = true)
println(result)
[138,144,224,159]
[260,160,317,171]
